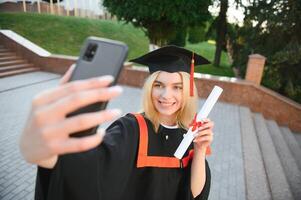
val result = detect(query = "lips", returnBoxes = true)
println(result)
[158,100,176,106]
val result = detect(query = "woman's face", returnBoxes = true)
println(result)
[151,71,183,120]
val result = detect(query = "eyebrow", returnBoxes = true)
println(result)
[154,80,183,85]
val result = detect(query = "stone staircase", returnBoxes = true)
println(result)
[0,45,40,78]
[240,107,301,200]
[0,69,300,199]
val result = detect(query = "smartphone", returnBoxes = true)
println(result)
[67,37,128,137]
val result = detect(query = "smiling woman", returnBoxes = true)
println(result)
[20,45,214,200]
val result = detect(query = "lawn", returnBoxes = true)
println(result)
[0,12,234,77]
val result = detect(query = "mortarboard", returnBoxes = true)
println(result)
[130,45,210,96]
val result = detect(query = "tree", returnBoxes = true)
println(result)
[208,0,242,67]
[213,0,228,66]
[230,0,301,103]
[102,0,211,48]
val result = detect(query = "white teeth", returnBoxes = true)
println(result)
[159,100,175,106]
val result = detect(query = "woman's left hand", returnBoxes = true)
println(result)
[193,118,214,152]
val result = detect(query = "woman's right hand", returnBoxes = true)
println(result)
[19,65,123,168]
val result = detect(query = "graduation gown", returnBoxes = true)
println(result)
[35,113,211,200]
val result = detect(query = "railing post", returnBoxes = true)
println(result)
[245,54,266,85]
[66,0,70,16]
[57,0,60,15]
[88,0,91,18]
[37,0,41,13]
[22,0,26,12]
[50,0,54,14]
[74,0,78,17]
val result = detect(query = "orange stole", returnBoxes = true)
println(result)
[133,114,194,168]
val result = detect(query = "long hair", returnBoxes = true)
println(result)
[141,71,198,132]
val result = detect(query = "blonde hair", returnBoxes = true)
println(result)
[141,71,198,132]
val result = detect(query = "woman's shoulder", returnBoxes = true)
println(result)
[106,113,144,131]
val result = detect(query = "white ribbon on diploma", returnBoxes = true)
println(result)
[174,86,223,159]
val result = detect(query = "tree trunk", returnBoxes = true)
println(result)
[214,0,228,67]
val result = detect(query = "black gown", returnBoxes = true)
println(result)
[35,113,211,200]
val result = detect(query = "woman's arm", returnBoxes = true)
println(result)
[191,148,207,197]
[19,65,123,168]
[190,119,214,198]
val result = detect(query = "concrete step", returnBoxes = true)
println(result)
[253,113,293,200]
[0,46,40,78]
[293,132,301,149]
[203,103,246,200]
[266,120,301,199]
[0,67,40,78]
[0,64,35,73]
[0,52,16,57]
[239,107,271,200]
[0,56,22,62]
[0,60,28,67]
[0,71,60,92]
[0,49,10,53]
[281,127,301,171]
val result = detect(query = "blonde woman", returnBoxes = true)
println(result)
[20,46,214,200]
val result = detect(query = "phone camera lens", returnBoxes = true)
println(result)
[83,43,98,62]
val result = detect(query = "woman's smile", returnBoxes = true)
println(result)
[158,100,176,106]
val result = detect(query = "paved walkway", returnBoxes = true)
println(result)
[0,72,246,200]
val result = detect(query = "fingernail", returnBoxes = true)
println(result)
[98,75,114,82]
[108,86,123,93]
[97,129,106,137]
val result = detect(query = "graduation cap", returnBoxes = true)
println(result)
[130,45,210,96]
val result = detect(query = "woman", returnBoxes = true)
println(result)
[20,46,214,200]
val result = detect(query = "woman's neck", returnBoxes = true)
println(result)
[159,114,177,126]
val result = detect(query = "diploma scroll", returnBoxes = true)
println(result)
[174,86,223,159]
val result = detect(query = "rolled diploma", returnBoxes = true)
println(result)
[174,86,223,159]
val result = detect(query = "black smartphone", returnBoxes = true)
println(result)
[67,37,128,137]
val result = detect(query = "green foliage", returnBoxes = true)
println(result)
[206,16,234,53]
[230,0,301,103]
[205,17,217,41]
[167,26,187,47]
[102,0,212,46]
[188,25,207,44]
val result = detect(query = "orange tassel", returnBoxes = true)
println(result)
[190,53,195,97]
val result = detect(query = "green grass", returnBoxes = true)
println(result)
[186,42,234,77]
[0,12,234,77]
[0,12,149,59]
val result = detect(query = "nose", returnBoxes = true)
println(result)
[161,88,172,99]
